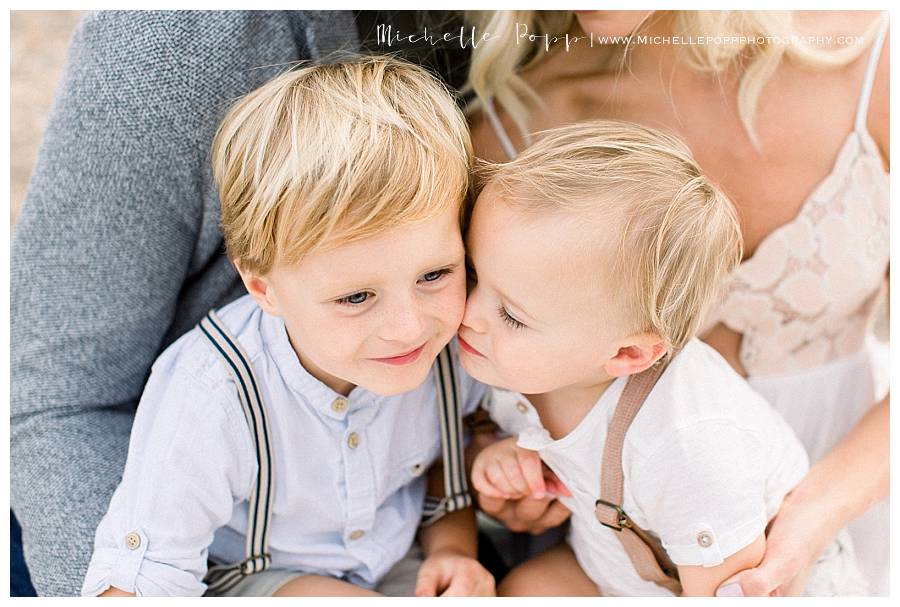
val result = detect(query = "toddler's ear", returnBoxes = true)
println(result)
[233,259,281,317]
[604,334,667,378]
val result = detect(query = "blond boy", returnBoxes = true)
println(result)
[82,57,493,597]
[460,121,865,596]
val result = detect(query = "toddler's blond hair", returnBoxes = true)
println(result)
[478,120,742,355]
[212,55,473,275]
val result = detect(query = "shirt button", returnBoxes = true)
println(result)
[410,463,425,476]
[349,529,366,540]
[331,397,348,413]
[124,532,141,550]
[347,432,360,449]
[516,401,529,414]
[697,531,714,548]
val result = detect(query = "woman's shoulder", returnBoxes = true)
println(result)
[791,10,884,43]
[781,11,888,164]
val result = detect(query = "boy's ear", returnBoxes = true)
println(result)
[233,259,281,317]
[604,333,668,378]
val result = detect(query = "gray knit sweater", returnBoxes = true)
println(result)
[10,11,359,596]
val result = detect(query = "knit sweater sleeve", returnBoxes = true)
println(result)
[10,10,356,596]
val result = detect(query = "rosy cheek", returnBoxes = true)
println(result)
[440,279,468,325]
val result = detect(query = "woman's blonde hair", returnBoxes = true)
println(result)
[478,119,743,355]
[212,55,473,275]
[465,10,881,147]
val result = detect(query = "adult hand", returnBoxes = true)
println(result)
[715,489,831,597]
[478,491,572,535]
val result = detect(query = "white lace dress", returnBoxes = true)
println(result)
[700,16,890,595]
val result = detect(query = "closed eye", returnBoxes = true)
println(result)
[497,305,526,330]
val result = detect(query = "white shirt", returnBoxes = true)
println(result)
[486,338,809,597]
[81,295,484,596]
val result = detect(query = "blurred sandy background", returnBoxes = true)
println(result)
[10,10,85,228]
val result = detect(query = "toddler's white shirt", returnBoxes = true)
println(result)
[486,338,809,596]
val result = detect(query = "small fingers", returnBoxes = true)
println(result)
[516,448,547,499]
[485,461,519,498]
[528,498,572,535]
[542,465,572,497]
[515,494,555,525]
[498,453,530,497]
[471,458,505,499]
[477,493,505,516]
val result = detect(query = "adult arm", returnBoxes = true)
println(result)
[716,393,889,596]
[10,11,322,595]
[715,21,890,597]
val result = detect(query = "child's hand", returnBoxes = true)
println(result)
[471,436,571,500]
[414,548,496,596]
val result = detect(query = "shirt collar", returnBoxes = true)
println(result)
[260,311,378,421]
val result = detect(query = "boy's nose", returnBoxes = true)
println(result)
[379,302,427,343]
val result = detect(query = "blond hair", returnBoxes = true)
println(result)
[465,10,881,148]
[212,55,473,275]
[478,120,743,355]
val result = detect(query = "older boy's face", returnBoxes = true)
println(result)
[458,185,628,395]
[261,207,466,396]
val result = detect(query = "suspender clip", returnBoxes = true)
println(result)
[238,553,272,575]
[594,498,631,532]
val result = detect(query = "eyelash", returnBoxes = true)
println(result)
[419,267,454,285]
[335,268,454,306]
[497,305,526,330]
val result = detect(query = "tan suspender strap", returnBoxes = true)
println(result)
[594,362,682,595]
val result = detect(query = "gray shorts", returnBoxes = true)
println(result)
[204,543,424,597]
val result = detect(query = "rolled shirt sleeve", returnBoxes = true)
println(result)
[629,418,771,568]
[81,355,254,597]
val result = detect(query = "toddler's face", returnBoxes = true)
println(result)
[259,206,466,396]
[458,185,629,394]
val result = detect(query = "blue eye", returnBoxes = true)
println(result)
[337,291,371,306]
[420,268,452,284]
[497,305,526,330]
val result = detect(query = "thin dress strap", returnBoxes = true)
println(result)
[483,97,520,161]
[854,12,889,133]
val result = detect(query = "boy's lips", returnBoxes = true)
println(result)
[370,341,427,366]
[457,334,485,358]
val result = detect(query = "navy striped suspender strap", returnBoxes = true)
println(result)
[421,345,472,526]
[198,311,274,594]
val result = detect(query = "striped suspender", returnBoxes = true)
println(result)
[199,311,274,594]
[421,346,472,525]
[594,362,682,595]
[198,310,468,590]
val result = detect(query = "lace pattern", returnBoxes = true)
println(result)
[703,131,889,377]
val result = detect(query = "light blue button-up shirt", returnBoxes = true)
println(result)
[81,295,485,596]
